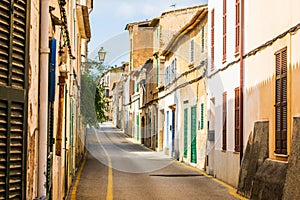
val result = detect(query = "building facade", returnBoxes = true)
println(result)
[0,0,92,199]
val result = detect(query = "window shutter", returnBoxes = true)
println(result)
[275,48,287,155]
[223,0,227,61]
[190,39,194,63]
[234,88,240,152]
[201,103,204,130]
[0,0,28,199]
[201,26,205,53]
[211,9,215,71]
[235,0,240,53]
[191,106,197,163]
[184,108,188,157]
[130,79,134,95]
[222,92,227,151]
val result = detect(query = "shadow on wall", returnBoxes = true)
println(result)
[238,117,300,200]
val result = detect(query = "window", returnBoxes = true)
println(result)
[222,92,227,151]
[190,39,195,62]
[223,0,227,61]
[275,48,287,155]
[156,58,159,86]
[211,9,215,71]
[106,89,109,97]
[136,83,139,92]
[235,0,240,53]
[0,1,28,198]
[201,26,205,53]
[164,58,177,86]
[235,87,240,152]
[200,103,204,130]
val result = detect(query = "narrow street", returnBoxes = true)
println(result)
[75,122,239,200]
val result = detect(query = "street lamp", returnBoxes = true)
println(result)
[98,47,106,63]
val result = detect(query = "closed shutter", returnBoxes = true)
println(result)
[201,26,205,53]
[275,48,287,155]
[183,108,188,158]
[200,103,204,130]
[235,0,240,53]
[234,88,240,152]
[129,79,134,95]
[191,106,197,163]
[222,92,227,151]
[190,39,194,63]
[0,0,28,199]
[211,9,215,71]
[223,0,227,61]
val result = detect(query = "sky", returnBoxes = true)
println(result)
[88,0,208,66]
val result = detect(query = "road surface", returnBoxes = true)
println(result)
[75,122,241,200]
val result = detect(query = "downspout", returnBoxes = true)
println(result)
[38,0,50,197]
[239,0,244,163]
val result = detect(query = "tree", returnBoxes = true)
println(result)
[80,59,109,127]
[95,81,108,123]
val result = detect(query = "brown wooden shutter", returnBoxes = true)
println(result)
[234,87,240,152]
[211,9,215,71]
[0,0,28,199]
[222,92,227,151]
[130,79,134,95]
[275,48,287,155]
[223,0,227,61]
[235,0,240,53]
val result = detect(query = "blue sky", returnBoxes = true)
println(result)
[88,0,208,66]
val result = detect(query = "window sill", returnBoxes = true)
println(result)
[222,59,226,64]
[274,153,289,158]
[234,51,240,57]
[233,151,240,154]
[188,63,194,69]
[221,150,226,153]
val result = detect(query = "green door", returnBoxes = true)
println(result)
[191,106,197,163]
[183,108,188,158]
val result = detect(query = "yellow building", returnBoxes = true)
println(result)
[158,6,208,168]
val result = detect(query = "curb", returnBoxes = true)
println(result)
[174,161,248,200]
[67,151,87,200]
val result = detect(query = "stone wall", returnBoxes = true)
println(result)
[283,117,300,200]
[237,120,292,199]
[237,121,269,198]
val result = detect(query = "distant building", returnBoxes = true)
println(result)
[159,6,208,166]
[101,64,127,121]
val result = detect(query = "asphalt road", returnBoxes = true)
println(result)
[75,122,240,200]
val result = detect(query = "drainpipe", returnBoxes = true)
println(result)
[38,0,50,197]
[239,0,244,163]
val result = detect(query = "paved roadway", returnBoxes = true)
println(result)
[75,122,241,200]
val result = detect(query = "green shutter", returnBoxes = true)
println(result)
[183,108,188,158]
[0,0,28,199]
[191,106,197,163]
[200,103,204,130]
[201,26,205,53]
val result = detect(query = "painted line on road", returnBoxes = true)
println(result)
[175,161,248,200]
[94,128,113,200]
[70,151,87,200]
